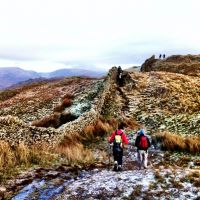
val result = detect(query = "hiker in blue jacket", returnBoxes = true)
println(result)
[135,129,151,169]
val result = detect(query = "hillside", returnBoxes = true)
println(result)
[122,71,200,134]
[141,54,200,76]
[0,65,199,199]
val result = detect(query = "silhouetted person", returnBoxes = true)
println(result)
[117,66,123,86]
[163,54,166,59]
[159,54,162,59]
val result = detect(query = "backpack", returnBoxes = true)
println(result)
[113,131,123,152]
[139,135,148,149]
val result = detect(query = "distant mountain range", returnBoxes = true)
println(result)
[0,67,106,90]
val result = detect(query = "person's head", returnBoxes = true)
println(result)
[118,122,125,130]
[139,129,145,135]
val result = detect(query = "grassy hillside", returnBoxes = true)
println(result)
[0,77,103,124]
[120,71,200,134]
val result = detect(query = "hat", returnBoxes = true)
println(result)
[139,129,145,135]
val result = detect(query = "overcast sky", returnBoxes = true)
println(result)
[0,0,199,72]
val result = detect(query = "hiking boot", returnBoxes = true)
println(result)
[118,165,122,171]
[113,161,118,171]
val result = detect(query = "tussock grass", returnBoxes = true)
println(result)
[82,125,95,141]
[56,118,114,164]
[53,98,72,112]
[31,112,61,128]
[82,119,114,141]
[155,132,200,153]
[54,94,73,112]
[105,118,118,130]
[0,141,58,182]
[0,90,19,102]
[95,120,113,137]
[56,135,93,164]
[124,118,140,129]
[62,93,74,100]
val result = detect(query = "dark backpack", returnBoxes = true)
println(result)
[139,135,148,149]
[113,131,123,152]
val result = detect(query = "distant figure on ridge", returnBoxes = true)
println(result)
[159,54,162,59]
[109,123,128,171]
[117,66,123,86]
[163,54,166,59]
[135,128,151,169]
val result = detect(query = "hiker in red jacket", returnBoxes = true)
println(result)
[135,129,151,169]
[109,123,128,171]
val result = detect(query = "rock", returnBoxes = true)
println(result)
[0,186,6,193]
[140,55,158,72]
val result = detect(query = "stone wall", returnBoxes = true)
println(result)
[59,67,118,135]
[0,67,118,145]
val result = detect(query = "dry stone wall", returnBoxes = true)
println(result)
[59,67,118,134]
[0,67,118,145]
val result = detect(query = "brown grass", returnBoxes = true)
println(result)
[94,120,113,137]
[0,141,58,182]
[53,98,72,112]
[78,119,114,142]
[155,132,200,153]
[123,118,140,129]
[62,93,74,100]
[0,90,20,102]
[185,171,200,187]
[170,180,184,189]
[31,112,61,128]
[56,133,94,164]
[154,170,165,183]
[130,185,142,197]
[62,98,72,107]
[82,125,96,141]
[56,119,114,164]
[106,118,118,129]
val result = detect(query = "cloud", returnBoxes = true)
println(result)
[0,0,200,72]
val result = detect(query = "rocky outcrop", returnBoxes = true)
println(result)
[140,55,158,72]
[141,54,200,76]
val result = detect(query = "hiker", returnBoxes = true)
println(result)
[159,54,162,59]
[109,123,128,171]
[135,129,151,169]
[163,54,166,59]
[117,66,123,86]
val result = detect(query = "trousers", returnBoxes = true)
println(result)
[113,150,123,165]
[137,150,148,169]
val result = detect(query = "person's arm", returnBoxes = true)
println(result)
[109,132,116,143]
[147,137,151,148]
[122,134,129,145]
[135,136,139,147]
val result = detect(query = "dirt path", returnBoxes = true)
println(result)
[54,134,200,200]
[10,133,199,200]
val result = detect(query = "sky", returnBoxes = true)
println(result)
[0,0,200,72]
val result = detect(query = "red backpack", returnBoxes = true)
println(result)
[139,136,148,149]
